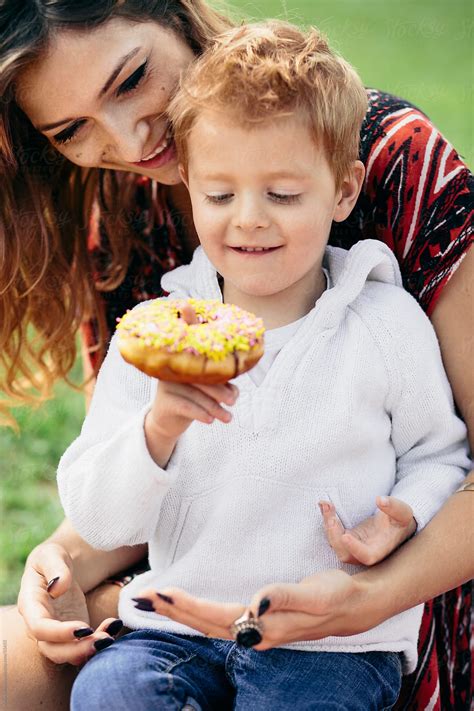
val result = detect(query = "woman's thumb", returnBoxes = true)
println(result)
[32,543,74,598]
[248,570,354,618]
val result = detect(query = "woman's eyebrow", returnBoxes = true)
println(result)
[37,47,141,131]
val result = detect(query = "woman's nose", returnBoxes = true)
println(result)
[101,116,149,164]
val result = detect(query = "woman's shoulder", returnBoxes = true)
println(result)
[358,88,426,165]
[330,88,473,315]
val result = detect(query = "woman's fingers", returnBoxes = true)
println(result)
[24,542,74,599]
[38,617,123,666]
[18,565,91,644]
[38,638,96,666]
[36,618,122,666]
[136,587,243,639]
[376,496,415,529]
[248,569,356,619]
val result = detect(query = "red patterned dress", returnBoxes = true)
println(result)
[84,89,473,711]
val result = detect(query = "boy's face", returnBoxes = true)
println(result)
[184,111,345,304]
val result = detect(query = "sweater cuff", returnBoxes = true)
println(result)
[132,402,177,486]
[390,470,466,532]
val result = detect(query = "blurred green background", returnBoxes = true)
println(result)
[1,0,472,605]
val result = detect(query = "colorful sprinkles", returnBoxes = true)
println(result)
[116,298,265,361]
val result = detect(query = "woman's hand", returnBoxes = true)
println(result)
[319,496,416,566]
[17,542,122,666]
[136,569,364,651]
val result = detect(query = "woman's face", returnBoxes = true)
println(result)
[17,18,195,184]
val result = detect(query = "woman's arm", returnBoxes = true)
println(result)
[431,248,474,453]
[45,518,147,594]
[48,339,147,593]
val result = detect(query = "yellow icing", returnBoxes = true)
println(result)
[116,298,265,361]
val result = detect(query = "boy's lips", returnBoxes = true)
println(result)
[229,246,282,255]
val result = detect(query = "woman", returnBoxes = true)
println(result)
[1,1,472,710]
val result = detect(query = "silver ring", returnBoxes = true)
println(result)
[229,611,263,646]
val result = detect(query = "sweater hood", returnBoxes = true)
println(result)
[161,240,403,328]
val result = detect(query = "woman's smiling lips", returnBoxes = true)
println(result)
[131,127,176,169]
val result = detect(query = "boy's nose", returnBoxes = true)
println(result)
[233,199,270,231]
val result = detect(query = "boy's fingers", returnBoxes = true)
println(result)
[194,382,239,405]
[166,391,231,424]
[376,496,414,528]
[340,533,380,566]
[180,303,199,325]
[318,501,351,561]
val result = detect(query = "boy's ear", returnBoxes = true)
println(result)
[333,160,365,223]
[178,163,189,187]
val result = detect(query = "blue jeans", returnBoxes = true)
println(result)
[71,630,402,710]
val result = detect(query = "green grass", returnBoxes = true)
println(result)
[1,0,472,605]
[1,364,85,604]
[233,0,473,166]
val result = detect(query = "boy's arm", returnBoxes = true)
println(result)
[382,290,470,529]
[57,333,176,551]
[323,286,470,566]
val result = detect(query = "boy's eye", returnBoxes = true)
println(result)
[116,60,148,96]
[205,194,233,204]
[268,192,302,204]
[53,119,87,145]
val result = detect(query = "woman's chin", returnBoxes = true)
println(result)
[99,160,182,185]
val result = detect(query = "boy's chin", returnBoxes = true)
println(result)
[233,283,281,300]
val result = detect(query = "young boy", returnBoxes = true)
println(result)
[60,21,469,711]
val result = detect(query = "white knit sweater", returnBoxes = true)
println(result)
[57,241,470,673]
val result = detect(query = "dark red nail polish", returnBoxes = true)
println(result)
[105,619,123,636]
[257,597,271,617]
[132,597,155,612]
[46,576,60,592]
[94,637,114,652]
[156,592,174,605]
[73,627,94,639]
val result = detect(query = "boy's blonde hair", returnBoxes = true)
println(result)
[170,21,368,189]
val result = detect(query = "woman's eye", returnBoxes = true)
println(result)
[116,60,148,96]
[53,119,87,145]
[268,192,302,204]
[205,194,233,204]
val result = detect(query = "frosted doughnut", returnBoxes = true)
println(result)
[116,298,265,384]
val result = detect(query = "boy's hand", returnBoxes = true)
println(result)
[319,496,416,566]
[145,380,238,467]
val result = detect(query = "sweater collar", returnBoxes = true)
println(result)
[161,240,403,330]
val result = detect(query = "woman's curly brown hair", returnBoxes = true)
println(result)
[0,0,232,427]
